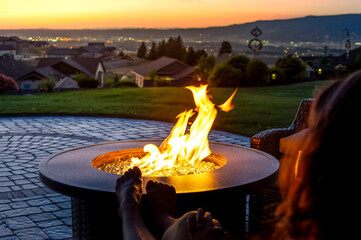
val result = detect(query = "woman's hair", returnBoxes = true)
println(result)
[273,70,361,239]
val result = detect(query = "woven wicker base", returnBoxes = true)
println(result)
[71,195,121,240]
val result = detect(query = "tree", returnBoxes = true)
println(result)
[185,47,197,66]
[218,41,232,56]
[0,73,19,93]
[275,55,306,82]
[156,40,167,59]
[246,60,269,87]
[137,42,147,59]
[165,36,185,61]
[147,42,157,60]
[193,55,216,83]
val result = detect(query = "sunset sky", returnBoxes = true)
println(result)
[0,0,360,29]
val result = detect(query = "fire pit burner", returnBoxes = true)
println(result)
[39,140,279,239]
[93,148,226,177]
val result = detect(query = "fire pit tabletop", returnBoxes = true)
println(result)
[39,140,279,198]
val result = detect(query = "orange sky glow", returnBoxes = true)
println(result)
[0,0,360,29]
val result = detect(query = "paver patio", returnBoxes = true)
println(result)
[0,116,249,240]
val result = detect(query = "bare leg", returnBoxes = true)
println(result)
[116,167,155,240]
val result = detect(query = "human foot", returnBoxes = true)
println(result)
[115,166,143,217]
[186,208,225,240]
[146,180,177,233]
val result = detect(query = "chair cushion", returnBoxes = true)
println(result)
[279,128,310,155]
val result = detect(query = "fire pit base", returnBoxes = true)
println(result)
[70,190,247,240]
[39,140,279,240]
[71,194,120,240]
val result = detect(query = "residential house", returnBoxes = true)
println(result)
[1,36,22,49]
[78,43,116,58]
[88,42,105,47]
[0,58,33,83]
[17,57,105,90]
[54,77,79,89]
[300,46,361,75]
[0,45,17,60]
[78,46,104,58]
[46,48,80,58]
[131,56,195,87]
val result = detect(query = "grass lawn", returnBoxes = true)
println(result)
[0,80,332,137]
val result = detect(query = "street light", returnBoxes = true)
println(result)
[339,28,351,58]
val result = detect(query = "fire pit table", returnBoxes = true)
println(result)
[39,140,279,239]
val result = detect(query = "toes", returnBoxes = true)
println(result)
[187,212,197,239]
[145,180,155,192]
[196,208,205,229]
[132,166,142,178]
[204,211,212,222]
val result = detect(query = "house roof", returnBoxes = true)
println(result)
[88,42,105,47]
[0,45,16,51]
[0,58,33,80]
[37,58,63,68]
[35,66,65,78]
[132,56,192,79]
[79,46,104,54]
[47,48,79,56]
[55,77,79,89]
[36,57,104,77]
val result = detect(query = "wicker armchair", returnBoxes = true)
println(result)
[250,98,314,159]
[248,98,313,235]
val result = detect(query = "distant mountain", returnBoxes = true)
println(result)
[1,14,360,43]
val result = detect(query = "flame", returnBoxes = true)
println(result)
[129,85,236,176]
[218,88,238,112]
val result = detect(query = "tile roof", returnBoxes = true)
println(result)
[47,48,79,56]
[132,56,193,80]
[0,45,16,51]
[0,58,33,80]
[36,57,103,77]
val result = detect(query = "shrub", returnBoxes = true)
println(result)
[74,72,99,88]
[112,80,138,88]
[209,63,244,87]
[246,60,269,87]
[193,55,216,83]
[226,55,250,72]
[269,67,286,85]
[275,55,306,81]
[0,73,19,93]
[38,77,56,93]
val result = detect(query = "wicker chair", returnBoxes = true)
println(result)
[248,98,313,235]
[250,98,314,160]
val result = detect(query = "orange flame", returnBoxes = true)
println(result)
[218,88,238,112]
[130,85,236,176]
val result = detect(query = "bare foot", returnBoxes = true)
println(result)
[186,208,225,240]
[115,166,143,217]
[146,180,177,233]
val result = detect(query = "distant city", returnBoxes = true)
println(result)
[1,14,361,92]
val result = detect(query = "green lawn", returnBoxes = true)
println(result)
[0,81,331,137]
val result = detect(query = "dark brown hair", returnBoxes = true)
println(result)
[273,70,361,239]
